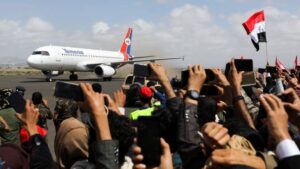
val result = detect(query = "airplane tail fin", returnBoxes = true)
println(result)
[120,28,133,61]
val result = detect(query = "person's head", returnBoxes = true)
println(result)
[107,111,135,165]
[16,86,26,96]
[197,97,217,127]
[20,126,47,152]
[31,92,43,105]
[146,81,156,87]
[54,99,79,130]
[0,88,13,110]
[139,86,153,104]
[92,83,102,93]
[0,143,29,169]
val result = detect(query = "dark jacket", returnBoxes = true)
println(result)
[177,102,207,169]
[90,140,119,169]
[70,140,119,169]
[28,134,55,169]
[166,97,182,116]
[277,155,300,169]
[165,97,182,153]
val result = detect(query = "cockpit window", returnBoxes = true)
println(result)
[32,51,50,56]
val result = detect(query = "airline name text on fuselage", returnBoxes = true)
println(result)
[63,48,84,55]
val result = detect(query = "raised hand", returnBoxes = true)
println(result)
[282,88,300,128]
[80,83,111,140]
[149,63,176,99]
[210,68,230,87]
[16,100,39,136]
[102,93,123,115]
[0,116,10,132]
[228,59,244,95]
[80,83,106,117]
[132,138,173,169]
[201,122,230,149]
[187,65,206,92]
[210,149,266,169]
[149,63,169,82]
[259,94,291,144]
[114,89,126,108]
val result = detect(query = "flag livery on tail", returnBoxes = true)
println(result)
[243,10,267,51]
[120,28,133,61]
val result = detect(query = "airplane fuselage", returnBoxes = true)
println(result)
[26,28,182,81]
[27,45,124,72]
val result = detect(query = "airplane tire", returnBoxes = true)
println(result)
[46,77,53,82]
[69,74,78,81]
[74,74,78,81]
[103,77,112,81]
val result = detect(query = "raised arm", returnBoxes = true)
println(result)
[228,59,255,129]
[149,63,176,99]
[80,83,118,169]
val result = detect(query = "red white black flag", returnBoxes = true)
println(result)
[294,56,298,71]
[276,57,289,74]
[243,10,267,51]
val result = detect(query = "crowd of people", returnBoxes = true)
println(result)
[0,59,300,169]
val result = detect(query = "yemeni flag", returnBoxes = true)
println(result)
[276,57,289,74]
[243,10,267,51]
[294,56,298,71]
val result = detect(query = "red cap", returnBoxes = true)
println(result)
[20,125,48,144]
[139,86,153,99]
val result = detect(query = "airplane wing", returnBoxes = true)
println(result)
[130,55,155,60]
[85,56,184,69]
[112,56,184,66]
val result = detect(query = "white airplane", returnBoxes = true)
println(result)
[27,28,182,82]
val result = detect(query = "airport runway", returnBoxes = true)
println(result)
[0,73,134,160]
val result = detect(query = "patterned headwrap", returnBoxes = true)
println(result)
[0,88,13,110]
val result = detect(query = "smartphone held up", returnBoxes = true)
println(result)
[137,116,161,167]
[133,64,152,77]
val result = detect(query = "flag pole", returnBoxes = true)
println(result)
[265,42,269,65]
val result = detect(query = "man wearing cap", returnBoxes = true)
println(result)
[15,86,26,97]
[130,86,158,121]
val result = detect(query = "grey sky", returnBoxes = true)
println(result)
[0,0,299,68]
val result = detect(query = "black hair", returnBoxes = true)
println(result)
[197,97,217,127]
[126,83,141,107]
[146,81,156,87]
[155,86,165,95]
[92,83,102,93]
[31,92,43,105]
[139,96,152,104]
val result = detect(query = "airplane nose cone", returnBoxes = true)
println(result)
[27,55,36,67]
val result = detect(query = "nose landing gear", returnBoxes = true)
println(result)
[69,72,78,81]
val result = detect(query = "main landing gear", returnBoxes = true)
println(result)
[46,77,53,82]
[69,72,78,81]
[103,77,112,81]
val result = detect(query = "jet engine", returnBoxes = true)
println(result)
[94,65,116,77]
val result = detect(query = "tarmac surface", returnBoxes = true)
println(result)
[0,73,135,160]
